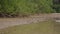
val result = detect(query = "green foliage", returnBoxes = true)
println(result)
[36,0,54,13]
[0,0,54,17]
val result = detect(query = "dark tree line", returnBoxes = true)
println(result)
[53,0,60,13]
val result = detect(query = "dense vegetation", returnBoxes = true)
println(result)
[53,0,60,13]
[0,0,60,17]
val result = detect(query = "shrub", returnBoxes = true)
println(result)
[0,0,53,17]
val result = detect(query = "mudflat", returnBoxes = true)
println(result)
[0,13,60,29]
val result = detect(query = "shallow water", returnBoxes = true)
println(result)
[54,22,60,34]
